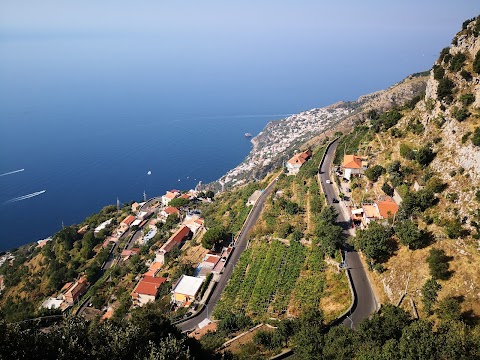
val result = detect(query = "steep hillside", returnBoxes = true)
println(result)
[351,17,480,319]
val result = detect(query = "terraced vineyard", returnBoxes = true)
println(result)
[214,239,326,320]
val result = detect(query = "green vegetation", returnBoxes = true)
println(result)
[0,306,217,359]
[422,278,441,315]
[394,219,427,250]
[371,109,403,133]
[437,77,455,103]
[427,248,452,280]
[452,106,471,122]
[334,125,371,164]
[459,93,475,106]
[449,52,466,72]
[313,206,343,257]
[433,64,445,80]
[355,222,394,269]
[473,49,480,74]
[214,240,307,320]
[473,127,480,146]
[201,225,228,249]
[365,165,385,182]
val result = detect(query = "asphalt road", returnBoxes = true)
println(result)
[177,179,278,331]
[320,139,377,328]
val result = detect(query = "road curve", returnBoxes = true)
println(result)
[177,178,278,331]
[319,139,377,328]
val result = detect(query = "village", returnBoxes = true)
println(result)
[37,188,235,322]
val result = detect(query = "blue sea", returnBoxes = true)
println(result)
[0,27,451,250]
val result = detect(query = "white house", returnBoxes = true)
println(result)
[247,190,262,206]
[161,190,180,207]
[171,275,204,306]
[286,149,312,175]
[342,155,368,180]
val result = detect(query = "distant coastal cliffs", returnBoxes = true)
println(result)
[206,74,428,192]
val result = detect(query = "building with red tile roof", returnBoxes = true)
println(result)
[375,197,399,219]
[155,225,192,264]
[62,277,88,305]
[286,149,312,175]
[121,215,136,226]
[342,155,368,180]
[161,190,180,206]
[131,276,167,306]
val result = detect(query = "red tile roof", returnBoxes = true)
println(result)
[376,197,399,219]
[164,207,180,215]
[132,276,167,296]
[287,149,312,166]
[342,155,363,169]
[121,215,136,226]
[160,225,192,253]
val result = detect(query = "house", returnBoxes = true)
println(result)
[194,253,221,279]
[131,219,142,227]
[36,237,52,248]
[361,204,382,226]
[155,225,192,264]
[247,190,262,206]
[375,197,399,219]
[144,261,162,277]
[94,218,114,235]
[121,248,140,261]
[77,225,89,235]
[162,190,180,207]
[179,193,191,200]
[286,149,312,175]
[359,197,399,228]
[183,215,204,234]
[131,276,167,306]
[102,236,118,248]
[160,207,180,220]
[131,202,140,213]
[137,211,151,220]
[171,275,204,306]
[342,155,368,180]
[121,215,136,227]
[62,277,88,305]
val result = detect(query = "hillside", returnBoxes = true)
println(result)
[343,17,480,319]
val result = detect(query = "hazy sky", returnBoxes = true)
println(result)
[1,1,478,35]
[1,1,479,112]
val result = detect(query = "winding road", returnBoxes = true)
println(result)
[177,178,278,331]
[319,139,377,328]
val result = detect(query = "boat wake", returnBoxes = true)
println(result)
[0,168,25,177]
[3,190,46,205]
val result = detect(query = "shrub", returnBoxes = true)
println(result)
[427,248,451,280]
[400,143,415,160]
[436,77,455,102]
[452,106,470,122]
[407,119,425,135]
[416,145,435,166]
[436,297,461,321]
[201,226,227,249]
[432,65,445,80]
[444,218,467,239]
[472,127,480,146]
[474,50,480,74]
[461,131,472,143]
[439,47,451,63]
[449,52,466,72]
[460,69,473,81]
[459,93,475,106]
[422,278,441,315]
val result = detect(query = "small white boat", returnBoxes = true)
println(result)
[245,132,252,137]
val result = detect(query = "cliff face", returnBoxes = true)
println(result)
[208,74,427,191]
[422,21,480,185]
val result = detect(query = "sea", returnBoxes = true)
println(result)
[0,30,446,251]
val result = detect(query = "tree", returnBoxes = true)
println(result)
[201,226,227,249]
[365,165,385,182]
[416,145,435,166]
[436,297,461,321]
[292,309,324,360]
[205,190,215,199]
[422,278,441,315]
[437,77,455,102]
[399,320,437,360]
[427,248,451,280]
[168,198,189,208]
[355,222,394,266]
[381,182,394,197]
[394,220,425,250]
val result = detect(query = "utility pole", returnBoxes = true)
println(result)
[143,190,147,202]
[117,197,120,210]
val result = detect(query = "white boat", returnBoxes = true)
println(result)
[245,132,252,137]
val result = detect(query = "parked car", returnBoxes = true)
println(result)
[326,179,331,184]
[332,198,339,203]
